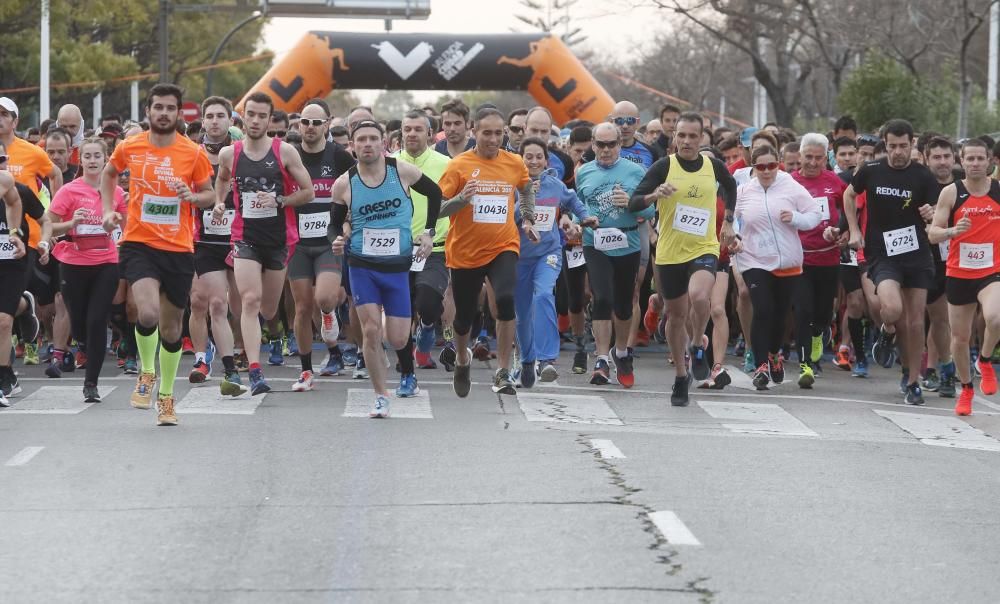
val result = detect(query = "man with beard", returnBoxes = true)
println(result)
[102,84,216,426]
[214,91,314,397]
[434,99,475,159]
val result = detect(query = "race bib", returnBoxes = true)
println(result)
[203,209,234,236]
[672,204,710,236]
[410,245,426,272]
[473,195,508,224]
[842,249,858,267]
[111,227,123,243]
[883,225,918,257]
[566,245,586,268]
[243,192,278,219]
[533,206,557,232]
[814,196,830,221]
[298,212,329,239]
[140,195,180,225]
[0,234,15,260]
[939,239,950,260]
[594,227,628,252]
[959,242,993,270]
[362,227,400,256]
[74,224,106,236]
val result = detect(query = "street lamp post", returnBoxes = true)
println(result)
[206,10,265,97]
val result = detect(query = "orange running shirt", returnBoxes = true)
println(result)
[110,132,213,253]
[7,136,56,249]
[438,149,530,269]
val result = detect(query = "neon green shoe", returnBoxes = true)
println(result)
[23,343,39,366]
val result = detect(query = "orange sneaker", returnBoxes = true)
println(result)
[977,358,997,395]
[835,346,852,370]
[956,385,974,416]
[558,313,570,333]
[643,307,660,336]
[634,328,650,348]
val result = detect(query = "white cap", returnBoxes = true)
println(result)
[0,97,18,117]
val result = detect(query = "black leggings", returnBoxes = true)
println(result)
[61,263,119,385]
[414,285,443,325]
[794,265,839,363]
[451,251,517,336]
[556,257,588,315]
[583,248,640,321]
[741,268,800,367]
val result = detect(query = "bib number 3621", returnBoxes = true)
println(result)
[362,227,400,256]
[594,227,627,252]
[883,225,918,257]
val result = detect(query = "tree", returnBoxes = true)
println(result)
[373,90,417,121]
[837,54,929,132]
[513,0,587,51]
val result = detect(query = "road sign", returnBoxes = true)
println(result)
[181,101,201,123]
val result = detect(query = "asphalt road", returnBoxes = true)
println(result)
[3,344,1000,603]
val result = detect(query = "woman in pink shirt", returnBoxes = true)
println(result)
[45,137,127,403]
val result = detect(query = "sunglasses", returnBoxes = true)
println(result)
[508,125,524,134]
[267,130,287,138]
[300,119,327,128]
[594,140,620,149]
[753,162,780,171]
[612,117,639,126]
[858,135,879,146]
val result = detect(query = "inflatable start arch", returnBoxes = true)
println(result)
[239,32,614,125]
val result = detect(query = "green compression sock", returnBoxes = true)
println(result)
[135,325,159,374]
[158,338,183,397]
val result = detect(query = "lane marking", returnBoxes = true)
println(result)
[518,393,623,425]
[5,446,44,466]
[343,388,433,418]
[973,395,1000,412]
[697,401,819,437]
[175,387,263,415]
[590,438,625,459]
[2,386,115,414]
[874,410,1000,452]
[648,510,701,546]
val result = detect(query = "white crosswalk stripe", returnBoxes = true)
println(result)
[875,410,1000,452]
[175,386,263,415]
[2,386,115,414]
[343,388,433,418]
[518,392,623,425]
[697,400,819,437]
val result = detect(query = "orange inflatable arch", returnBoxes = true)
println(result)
[239,32,613,125]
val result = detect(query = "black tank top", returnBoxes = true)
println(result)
[233,143,287,248]
[294,141,355,247]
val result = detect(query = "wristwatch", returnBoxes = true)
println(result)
[422,228,435,238]
[724,215,735,224]
[275,195,285,208]
[37,240,50,251]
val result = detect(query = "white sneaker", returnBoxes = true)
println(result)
[539,363,558,382]
[369,394,390,418]
[320,311,340,345]
[292,370,314,392]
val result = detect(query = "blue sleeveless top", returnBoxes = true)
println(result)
[348,157,413,272]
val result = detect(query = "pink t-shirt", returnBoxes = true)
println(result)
[50,178,127,266]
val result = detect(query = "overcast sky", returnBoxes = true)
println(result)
[262,0,662,103]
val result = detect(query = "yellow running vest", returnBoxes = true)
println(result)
[654,153,720,265]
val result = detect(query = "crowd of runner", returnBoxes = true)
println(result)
[1,86,998,424]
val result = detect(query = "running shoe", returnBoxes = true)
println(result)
[453,349,472,398]
[14,292,40,344]
[235,351,250,372]
[734,336,746,356]
[743,350,755,374]
[0,391,9,407]
[835,345,852,370]
[320,350,344,376]
[321,310,340,345]
[249,367,271,396]
[634,329,650,348]
[977,357,998,395]
[472,336,491,362]
[287,334,299,356]
[156,394,177,426]
[292,370,315,392]
[397,372,419,397]
[539,362,558,382]
[956,384,974,416]
[519,361,536,389]
[797,363,815,389]
[590,358,610,385]
[83,383,101,403]
[353,354,368,379]
[904,382,925,406]
[709,363,731,390]
[268,340,284,366]
[616,352,635,389]
[439,342,457,372]
[182,337,195,355]
[416,323,436,354]
[189,360,210,384]
[23,342,39,366]
[643,305,660,337]
[370,395,391,418]
[61,351,76,373]
[852,359,869,378]
[123,357,138,375]
[45,357,62,379]
[671,373,693,406]
[872,326,897,369]
[74,350,87,370]
[921,368,940,392]
[205,340,216,366]
[938,362,957,398]
[768,353,785,384]
[220,371,248,397]
[342,346,359,367]
[0,371,21,397]
[689,344,709,381]
[752,363,770,390]
[900,369,910,395]
[131,372,156,409]
[572,350,587,374]
[414,350,437,369]
[493,367,516,395]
